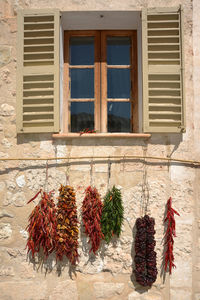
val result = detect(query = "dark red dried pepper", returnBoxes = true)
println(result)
[164,197,180,274]
[55,185,79,265]
[82,186,104,254]
[134,215,157,286]
[26,190,57,259]
[80,128,96,136]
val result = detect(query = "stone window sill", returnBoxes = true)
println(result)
[52,133,151,139]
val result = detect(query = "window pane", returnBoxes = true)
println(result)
[107,102,131,132]
[107,69,130,98]
[70,37,94,65]
[107,36,131,65]
[71,102,94,132]
[70,68,94,98]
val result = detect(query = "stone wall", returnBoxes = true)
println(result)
[0,0,199,299]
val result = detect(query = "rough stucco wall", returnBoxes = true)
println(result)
[0,0,199,299]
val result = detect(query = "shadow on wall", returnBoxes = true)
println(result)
[17,132,183,150]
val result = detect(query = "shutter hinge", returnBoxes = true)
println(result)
[178,125,185,133]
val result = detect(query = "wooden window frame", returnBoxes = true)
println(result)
[63,30,138,134]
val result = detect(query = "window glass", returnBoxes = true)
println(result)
[70,68,94,98]
[107,101,131,132]
[107,36,131,65]
[70,37,94,65]
[107,69,131,98]
[71,102,94,132]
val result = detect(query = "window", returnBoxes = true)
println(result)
[63,31,138,133]
[16,8,185,135]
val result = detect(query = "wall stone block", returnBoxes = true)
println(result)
[0,103,14,116]
[0,265,15,276]
[0,46,12,68]
[170,289,192,300]
[0,223,12,240]
[0,280,47,300]
[93,282,124,298]
[49,280,78,300]
[16,175,26,188]
[0,209,14,218]
[128,290,163,300]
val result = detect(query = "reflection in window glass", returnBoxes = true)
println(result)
[70,68,94,99]
[71,102,94,132]
[70,37,94,65]
[107,36,131,65]
[107,101,131,132]
[107,69,131,98]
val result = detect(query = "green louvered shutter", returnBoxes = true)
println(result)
[142,6,185,133]
[17,9,60,133]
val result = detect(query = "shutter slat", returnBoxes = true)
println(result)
[147,20,179,24]
[24,44,53,47]
[23,95,54,99]
[148,43,180,45]
[24,29,54,32]
[17,9,60,133]
[148,35,179,38]
[148,51,180,53]
[142,7,185,133]
[149,109,181,117]
[23,104,54,108]
[149,96,181,99]
[148,28,179,31]
[149,88,180,91]
[24,51,54,55]
[23,119,53,126]
[150,120,181,124]
[24,37,54,40]
[24,21,54,25]
[149,104,181,107]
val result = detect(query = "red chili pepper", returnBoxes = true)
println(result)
[26,190,57,259]
[80,128,96,136]
[82,186,104,254]
[164,197,180,274]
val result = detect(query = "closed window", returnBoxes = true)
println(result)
[63,31,138,133]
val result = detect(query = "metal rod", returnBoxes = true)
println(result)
[0,155,199,166]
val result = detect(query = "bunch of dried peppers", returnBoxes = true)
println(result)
[82,186,104,254]
[134,215,157,286]
[26,189,57,259]
[101,186,124,243]
[55,185,79,265]
[164,197,180,274]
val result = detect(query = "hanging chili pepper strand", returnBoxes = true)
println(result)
[55,185,79,265]
[26,189,57,259]
[82,186,104,254]
[101,186,124,243]
[134,215,157,286]
[164,197,180,274]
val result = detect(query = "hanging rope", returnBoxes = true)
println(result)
[90,157,94,187]
[140,147,150,216]
[107,157,111,191]
[44,160,49,193]
[66,157,70,186]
